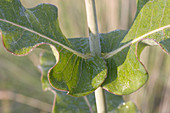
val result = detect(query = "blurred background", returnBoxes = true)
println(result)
[0,0,169,113]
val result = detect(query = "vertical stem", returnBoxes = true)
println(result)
[85,0,107,113]
[94,87,107,113]
[85,0,101,56]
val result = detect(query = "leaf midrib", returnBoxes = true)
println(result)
[103,25,170,59]
[0,19,91,59]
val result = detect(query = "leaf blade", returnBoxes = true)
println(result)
[100,30,148,95]
[49,43,107,96]
[101,0,169,95]
[0,0,88,58]
[0,0,107,96]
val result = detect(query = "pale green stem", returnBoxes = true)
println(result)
[94,87,107,113]
[85,0,101,56]
[85,0,107,113]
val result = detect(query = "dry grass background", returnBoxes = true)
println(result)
[0,0,169,113]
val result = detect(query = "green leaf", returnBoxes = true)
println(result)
[0,0,64,53]
[113,101,139,113]
[0,0,107,96]
[103,44,148,95]
[49,47,107,96]
[39,48,135,113]
[101,0,169,95]
[38,49,97,112]
[100,30,148,95]
[52,91,96,113]
[105,91,124,112]
[68,37,90,54]
[104,0,169,59]
[122,0,170,53]
[49,38,106,96]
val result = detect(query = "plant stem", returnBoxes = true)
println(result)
[85,0,101,56]
[85,0,107,113]
[94,87,107,113]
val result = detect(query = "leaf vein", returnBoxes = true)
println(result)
[103,25,170,59]
[159,0,167,26]
[0,19,89,59]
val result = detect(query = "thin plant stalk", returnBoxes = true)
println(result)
[85,0,107,113]
[85,0,101,56]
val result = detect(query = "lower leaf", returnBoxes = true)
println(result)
[100,31,148,95]
[102,44,148,95]
[52,91,96,113]
[49,53,107,96]
[113,101,139,113]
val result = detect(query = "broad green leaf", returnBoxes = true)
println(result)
[105,91,124,112]
[113,101,139,113]
[0,0,107,96]
[100,30,148,95]
[104,0,170,58]
[122,0,170,53]
[52,91,96,113]
[49,38,106,96]
[102,0,169,95]
[103,44,148,95]
[49,48,106,96]
[38,49,95,112]
[39,48,135,113]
